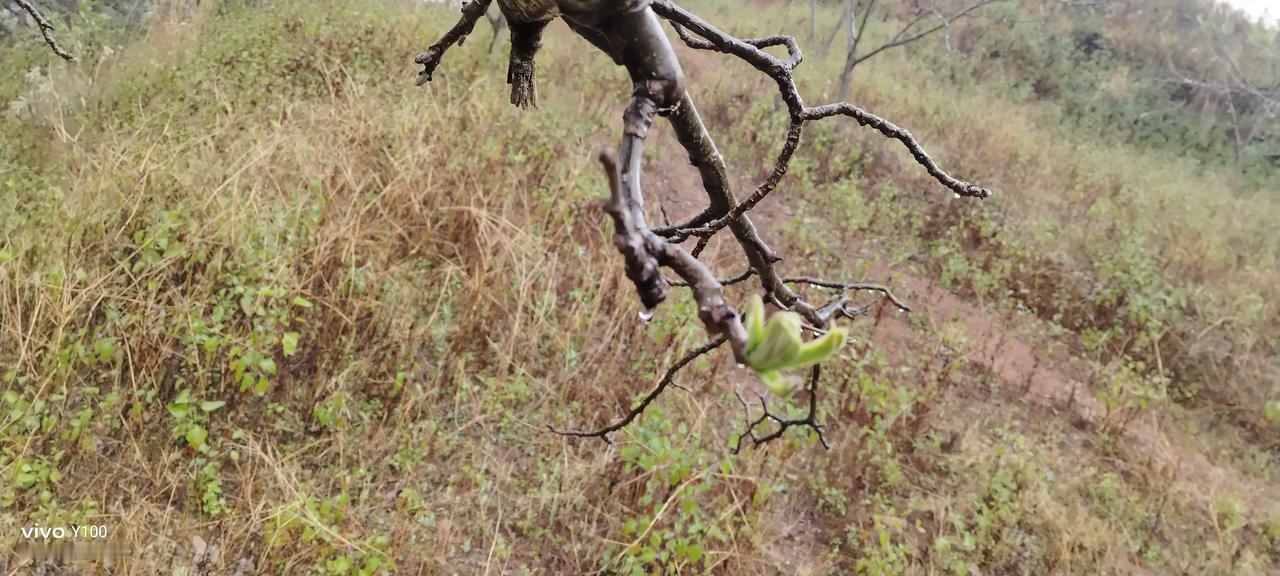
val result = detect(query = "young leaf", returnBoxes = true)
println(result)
[744,294,766,358]
[774,327,848,372]
[186,425,208,449]
[758,370,804,397]
[745,310,803,372]
[281,332,300,356]
[741,295,849,396]
[166,403,189,419]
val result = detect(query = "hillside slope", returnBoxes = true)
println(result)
[1,0,1277,574]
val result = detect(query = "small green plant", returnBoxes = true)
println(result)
[165,388,226,451]
[1213,493,1247,535]
[610,409,737,573]
[852,519,911,575]
[1098,361,1168,435]
[264,481,392,573]
[742,294,848,397]
[1264,401,1280,425]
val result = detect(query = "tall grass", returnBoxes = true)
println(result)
[694,0,1279,427]
[1,0,1277,573]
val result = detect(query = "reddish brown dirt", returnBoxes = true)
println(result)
[642,118,1279,516]
[875,271,1278,507]
[610,28,1279,576]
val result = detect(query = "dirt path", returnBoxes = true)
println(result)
[877,272,1279,508]
[643,123,1279,514]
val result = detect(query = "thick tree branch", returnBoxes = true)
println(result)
[599,142,749,360]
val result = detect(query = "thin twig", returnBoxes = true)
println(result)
[668,268,756,288]
[550,336,727,440]
[732,365,829,453]
[14,0,75,61]
[783,276,911,312]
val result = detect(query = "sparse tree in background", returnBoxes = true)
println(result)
[823,0,1005,100]
[810,0,818,44]
[484,2,506,53]
[414,0,989,448]
[1166,10,1279,181]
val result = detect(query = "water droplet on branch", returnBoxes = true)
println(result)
[638,308,655,323]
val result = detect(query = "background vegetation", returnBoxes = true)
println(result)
[1,0,1277,573]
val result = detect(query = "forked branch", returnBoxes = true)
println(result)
[549,336,727,441]
[733,366,829,453]
[417,0,990,451]
[415,0,493,85]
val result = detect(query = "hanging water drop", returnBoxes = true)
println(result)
[638,308,655,323]
[953,193,961,200]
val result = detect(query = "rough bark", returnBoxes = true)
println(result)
[416,0,991,448]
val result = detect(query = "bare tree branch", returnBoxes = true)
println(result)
[14,0,75,61]
[854,0,881,59]
[414,0,493,85]
[418,0,990,448]
[549,336,727,440]
[1162,14,1280,180]
[732,365,829,453]
[833,0,1005,99]
[851,0,1003,69]
[819,0,851,56]
[652,0,988,248]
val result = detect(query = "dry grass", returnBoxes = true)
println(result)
[1,0,1277,574]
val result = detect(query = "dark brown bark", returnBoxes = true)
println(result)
[506,20,545,108]
[416,0,991,448]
